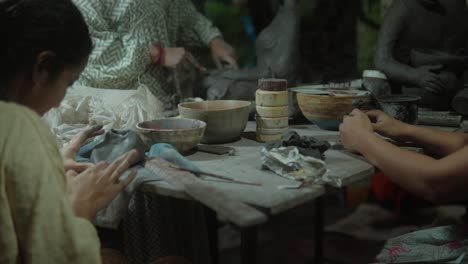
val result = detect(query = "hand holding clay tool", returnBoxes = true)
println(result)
[169,165,262,186]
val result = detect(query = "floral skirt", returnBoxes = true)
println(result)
[375,225,468,263]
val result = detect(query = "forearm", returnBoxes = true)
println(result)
[358,133,468,203]
[358,134,438,200]
[396,124,468,155]
[375,58,420,86]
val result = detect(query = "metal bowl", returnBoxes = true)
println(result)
[178,100,251,144]
[136,118,206,154]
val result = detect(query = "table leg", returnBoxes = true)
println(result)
[314,196,325,264]
[204,207,219,264]
[241,226,258,264]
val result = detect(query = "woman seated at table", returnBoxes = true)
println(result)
[0,1,194,263]
[340,109,468,263]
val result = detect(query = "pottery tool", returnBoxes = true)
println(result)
[197,145,235,155]
[169,165,262,186]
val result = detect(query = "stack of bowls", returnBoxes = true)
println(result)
[255,78,289,142]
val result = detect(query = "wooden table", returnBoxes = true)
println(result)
[141,122,375,263]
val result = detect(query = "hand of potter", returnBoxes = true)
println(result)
[415,64,445,94]
[157,47,207,73]
[210,38,238,69]
[62,125,104,173]
[66,150,138,220]
[366,110,406,140]
[339,109,374,153]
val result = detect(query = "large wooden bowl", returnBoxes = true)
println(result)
[297,92,370,130]
[136,118,206,154]
[178,100,251,144]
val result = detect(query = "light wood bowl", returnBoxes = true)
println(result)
[178,100,251,144]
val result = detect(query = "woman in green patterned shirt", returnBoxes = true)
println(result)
[73,0,238,115]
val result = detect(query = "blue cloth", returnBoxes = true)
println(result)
[147,143,200,172]
[77,141,199,229]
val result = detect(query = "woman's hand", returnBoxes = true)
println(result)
[339,109,374,153]
[366,110,409,140]
[210,38,238,69]
[153,46,207,72]
[67,150,138,221]
[62,125,104,173]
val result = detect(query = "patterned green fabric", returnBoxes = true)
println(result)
[73,0,221,111]
[376,225,468,263]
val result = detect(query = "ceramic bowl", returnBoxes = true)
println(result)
[377,95,421,124]
[178,100,251,144]
[136,118,206,154]
[297,91,370,130]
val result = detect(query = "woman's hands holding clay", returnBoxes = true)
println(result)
[366,110,408,140]
[67,150,138,221]
[339,109,374,152]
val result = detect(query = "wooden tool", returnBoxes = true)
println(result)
[169,165,262,186]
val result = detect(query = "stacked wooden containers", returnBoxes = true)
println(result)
[256,78,289,142]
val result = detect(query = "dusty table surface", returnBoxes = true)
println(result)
[141,122,375,221]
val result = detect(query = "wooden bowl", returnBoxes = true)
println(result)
[136,118,206,154]
[178,100,251,144]
[297,92,370,130]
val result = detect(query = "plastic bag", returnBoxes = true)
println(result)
[43,85,164,147]
[261,146,330,188]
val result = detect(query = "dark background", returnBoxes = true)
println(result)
[196,0,386,84]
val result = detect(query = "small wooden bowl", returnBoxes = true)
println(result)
[136,118,206,154]
[297,92,370,130]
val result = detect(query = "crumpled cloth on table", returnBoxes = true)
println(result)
[77,130,200,229]
[261,146,343,188]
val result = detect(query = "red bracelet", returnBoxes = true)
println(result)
[151,44,164,64]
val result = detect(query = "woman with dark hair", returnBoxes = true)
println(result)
[0,0,138,262]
